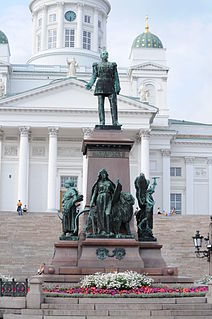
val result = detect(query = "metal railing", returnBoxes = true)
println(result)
[0,278,28,297]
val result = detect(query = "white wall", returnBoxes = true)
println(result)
[194,183,208,215]
[0,162,18,211]
[28,163,48,212]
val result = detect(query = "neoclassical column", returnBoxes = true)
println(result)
[185,157,194,215]
[161,149,171,214]
[47,128,58,212]
[32,12,37,54]
[140,130,150,180]
[93,8,99,52]
[41,5,47,51]
[76,3,83,49]
[18,127,30,207]
[208,158,212,215]
[82,128,93,207]
[102,14,107,48]
[57,2,64,48]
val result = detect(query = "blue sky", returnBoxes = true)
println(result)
[0,0,212,123]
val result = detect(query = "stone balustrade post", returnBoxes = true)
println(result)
[27,276,44,309]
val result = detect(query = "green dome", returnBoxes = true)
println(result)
[132,32,163,49]
[0,31,8,44]
[132,17,163,49]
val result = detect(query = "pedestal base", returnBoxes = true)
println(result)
[43,238,182,282]
[78,239,144,272]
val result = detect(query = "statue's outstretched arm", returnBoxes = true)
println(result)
[86,63,97,90]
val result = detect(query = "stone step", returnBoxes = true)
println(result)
[44,296,207,305]
[4,314,212,319]
[41,304,95,310]
[14,303,212,318]
[3,315,43,319]
[41,301,212,310]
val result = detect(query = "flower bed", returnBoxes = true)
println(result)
[42,271,208,298]
[43,286,208,298]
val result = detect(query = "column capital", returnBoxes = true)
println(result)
[19,127,30,137]
[208,158,212,165]
[56,1,64,6]
[42,4,47,10]
[94,7,99,13]
[185,156,195,164]
[77,2,84,8]
[139,129,151,139]
[82,127,93,138]
[161,149,171,157]
[48,127,59,137]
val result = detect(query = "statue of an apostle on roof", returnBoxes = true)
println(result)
[86,50,121,126]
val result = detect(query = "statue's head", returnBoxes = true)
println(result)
[100,50,108,62]
[65,179,75,188]
[98,168,108,180]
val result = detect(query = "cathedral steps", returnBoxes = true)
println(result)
[3,297,212,319]
[0,212,210,280]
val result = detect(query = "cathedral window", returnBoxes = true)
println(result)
[145,84,156,105]
[65,29,75,47]
[48,29,57,49]
[170,193,182,214]
[60,176,78,188]
[37,34,41,52]
[84,15,91,23]
[83,31,91,50]
[49,13,56,23]
[98,36,102,51]
[170,167,182,177]
[98,20,101,28]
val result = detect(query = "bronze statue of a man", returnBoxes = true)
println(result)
[86,50,121,126]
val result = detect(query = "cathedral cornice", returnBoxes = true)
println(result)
[173,139,212,146]
[0,107,157,117]
[129,62,169,72]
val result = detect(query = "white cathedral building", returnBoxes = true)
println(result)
[0,0,212,215]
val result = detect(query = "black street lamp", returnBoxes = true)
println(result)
[192,230,212,262]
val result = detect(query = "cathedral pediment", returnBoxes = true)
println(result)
[0,77,157,128]
[0,77,157,113]
[130,62,169,72]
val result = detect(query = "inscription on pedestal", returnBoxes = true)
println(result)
[91,150,126,158]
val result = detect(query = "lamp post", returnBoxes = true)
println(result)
[192,217,212,274]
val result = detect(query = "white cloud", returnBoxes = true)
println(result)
[0,5,32,63]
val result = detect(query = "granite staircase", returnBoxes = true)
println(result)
[2,296,212,319]
[0,212,210,280]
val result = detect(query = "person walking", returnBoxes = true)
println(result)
[17,200,23,215]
